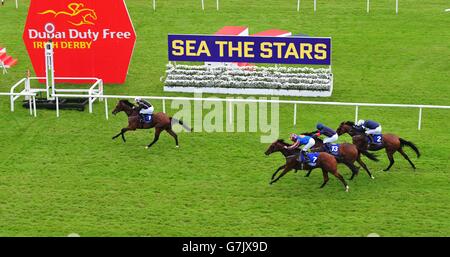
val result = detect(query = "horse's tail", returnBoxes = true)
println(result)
[360,150,379,162]
[399,138,421,158]
[170,117,192,132]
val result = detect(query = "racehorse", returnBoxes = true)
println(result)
[336,121,420,171]
[299,133,378,180]
[111,100,191,148]
[265,140,349,192]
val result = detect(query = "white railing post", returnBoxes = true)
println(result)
[99,79,104,102]
[201,0,204,10]
[293,104,297,127]
[367,0,370,13]
[10,94,14,112]
[297,0,300,12]
[354,105,359,123]
[314,0,317,13]
[56,96,60,117]
[216,0,219,11]
[228,100,233,125]
[15,0,18,9]
[162,99,166,113]
[418,107,422,130]
[33,96,37,117]
[153,0,156,11]
[89,97,93,113]
[104,98,109,120]
[396,0,399,14]
[28,98,32,116]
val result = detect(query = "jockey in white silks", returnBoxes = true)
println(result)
[135,97,154,123]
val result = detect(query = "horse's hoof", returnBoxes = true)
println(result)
[371,176,375,179]
[345,185,349,192]
[145,146,149,149]
[175,145,179,148]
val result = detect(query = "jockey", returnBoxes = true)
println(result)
[356,119,382,141]
[134,97,154,123]
[285,133,315,163]
[314,123,338,148]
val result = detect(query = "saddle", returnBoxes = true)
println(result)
[299,152,320,167]
[139,114,152,124]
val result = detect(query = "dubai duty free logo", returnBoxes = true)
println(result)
[38,2,98,27]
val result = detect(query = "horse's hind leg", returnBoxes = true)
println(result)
[319,169,329,188]
[398,148,416,170]
[357,155,375,179]
[343,161,359,180]
[383,149,396,171]
[330,170,349,192]
[166,128,179,148]
[146,127,162,149]
[305,169,313,177]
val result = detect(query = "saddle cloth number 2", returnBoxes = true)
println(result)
[375,135,382,143]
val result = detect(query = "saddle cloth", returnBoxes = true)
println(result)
[325,144,340,156]
[368,134,383,144]
[299,152,321,167]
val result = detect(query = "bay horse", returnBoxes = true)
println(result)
[265,140,349,192]
[299,133,378,180]
[111,100,191,148]
[336,121,420,171]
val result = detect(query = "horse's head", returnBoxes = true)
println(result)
[265,139,289,156]
[84,9,97,21]
[112,100,134,115]
[336,121,354,136]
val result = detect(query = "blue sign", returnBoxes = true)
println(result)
[168,34,331,65]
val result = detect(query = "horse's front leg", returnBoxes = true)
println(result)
[271,164,286,181]
[112,128,129,142]
[270,161,295,185]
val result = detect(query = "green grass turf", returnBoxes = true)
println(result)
[0,0,449,236]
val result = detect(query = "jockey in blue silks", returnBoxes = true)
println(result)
[285,133,316,163]
[314,123,339,145]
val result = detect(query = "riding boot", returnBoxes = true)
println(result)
[368,134,374,144]
[302,151,310,163]
[324,143,331,152]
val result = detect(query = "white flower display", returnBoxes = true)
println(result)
[163,63,333,96]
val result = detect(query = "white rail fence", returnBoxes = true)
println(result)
[150,0,400,13]
[2,93,446,131]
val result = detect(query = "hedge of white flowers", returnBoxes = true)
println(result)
[164,63,332,92]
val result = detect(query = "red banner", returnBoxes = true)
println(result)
[23,0,136,84]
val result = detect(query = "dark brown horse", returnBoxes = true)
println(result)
[111,100,191,148]
[336,121,420,171]
[301,134,378,180]
[265,140,349,192]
